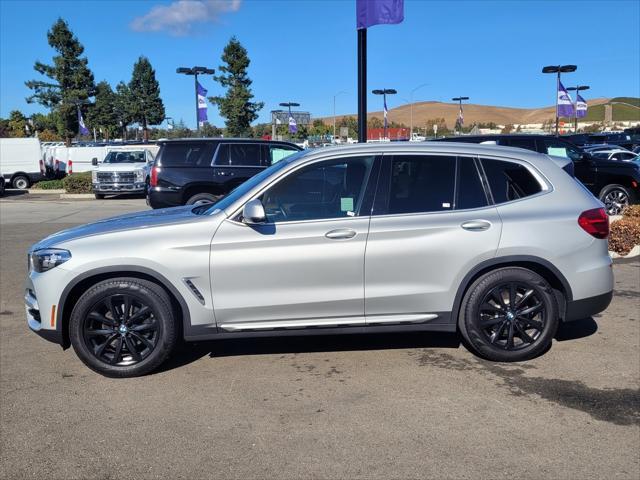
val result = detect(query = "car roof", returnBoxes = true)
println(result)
[158,138,299,147]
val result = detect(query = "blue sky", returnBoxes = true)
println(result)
[1,0,639,128]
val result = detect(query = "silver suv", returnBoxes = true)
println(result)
[26,143,613,377]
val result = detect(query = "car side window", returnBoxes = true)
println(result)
[480,158,542,204]
[160,143,215,167]
[501,138,537,152]
[384,155,456,214]
[270,146,299,165]
[457,157,489,209]
[260,156,375,223]
[228,144,262,166]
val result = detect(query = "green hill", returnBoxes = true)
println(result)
[582,97,640,122]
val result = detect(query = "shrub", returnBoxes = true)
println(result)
[622,204,640,219]
[32,179,64,190]
[62,172,93,194]
[609,217,640,256]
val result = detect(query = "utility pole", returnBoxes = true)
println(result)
[542,64,577,136]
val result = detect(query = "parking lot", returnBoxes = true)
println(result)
[1,195,639,479]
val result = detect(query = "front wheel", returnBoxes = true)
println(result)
[599,184,632,215]
[69,278,178,377]
[12,175,30,189]
[459,267,559,362]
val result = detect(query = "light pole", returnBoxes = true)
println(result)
[542,64,577,136]
[333,91,347,143]
[176,66,215,132]
[279,102,300,137]
[452,96,469,135]
[566,85,589,133]
[410,83,429,139]
[372,88,397,140]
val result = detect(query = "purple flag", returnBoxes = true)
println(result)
[356,0,404,29]
[576,93,587,118]
[383,95,388,130]
[457,104,464,126]
[557,81,574,118]
[288,113,298,134]
[77,109,89,136]
[197,81,208,125]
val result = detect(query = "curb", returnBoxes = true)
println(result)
[59,193,95,200]
[27,189,66,194]
[609,245,640,260]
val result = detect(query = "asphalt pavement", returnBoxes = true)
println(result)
[1,194,638,479]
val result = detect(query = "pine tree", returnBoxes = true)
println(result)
[88,81,119,140]
[128,56,165,142]
[25,18,95,144]
[209,37,263,137]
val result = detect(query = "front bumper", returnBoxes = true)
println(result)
[93,182,146,194]
[25,277,64,345]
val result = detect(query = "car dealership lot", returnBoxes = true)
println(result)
[1,196,639,479]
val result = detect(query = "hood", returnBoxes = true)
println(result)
[31,205,203,251]
[96,162,147,172]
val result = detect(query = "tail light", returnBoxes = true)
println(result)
[578,208,609,239]
[150,166,159,187]
[68,160,73,175]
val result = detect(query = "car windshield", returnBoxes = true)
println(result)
[103,151,146,163]
[194,150,311,215]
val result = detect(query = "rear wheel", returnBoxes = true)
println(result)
[599,184,632,215]
[69,278,178,377]
[185,192,221,206]
[459,267,559,362]
[12,175,30,189]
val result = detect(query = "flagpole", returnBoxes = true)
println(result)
[357,28,367,143]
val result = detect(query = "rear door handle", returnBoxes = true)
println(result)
[461,220,492,231]
[325,229,357,240]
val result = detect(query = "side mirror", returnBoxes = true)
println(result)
[242,199,267,225]
[91,157,98,166]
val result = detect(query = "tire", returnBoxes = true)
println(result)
[185,192,221,206]
[599,184,633,216]
[12,175,30,189]
[458,267,559,362]
[69,278,178,377]
[94,193,106,200]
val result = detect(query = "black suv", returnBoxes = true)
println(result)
[148,138,302,208]
[433,134,640,214]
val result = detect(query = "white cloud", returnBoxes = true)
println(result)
[131,0,241,36]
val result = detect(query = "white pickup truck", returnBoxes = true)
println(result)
[91,148,155,199]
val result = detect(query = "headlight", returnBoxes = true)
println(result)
[30,249,71,273]
[91,170,97,182]
[135,169,144,183]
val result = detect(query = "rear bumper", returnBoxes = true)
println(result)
[564,290,613,322]
[147,187,183,209]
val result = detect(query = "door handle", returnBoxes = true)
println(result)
[325,229,357,240]
[461,220,492,231]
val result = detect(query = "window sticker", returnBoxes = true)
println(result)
[340,197,354,212]
[547,147,568,158]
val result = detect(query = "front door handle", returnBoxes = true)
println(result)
[461,220,492,231]
[325,228,357,240]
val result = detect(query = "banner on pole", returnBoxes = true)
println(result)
[557,81,575,118]
[356,0,404,29]
[197,82,208,126]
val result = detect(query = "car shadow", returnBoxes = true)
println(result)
[1,189,29,198]
[554,317,598,341]
[156,331,462,374]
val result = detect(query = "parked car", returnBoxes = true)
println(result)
[91,148,156,199]
[433,134,640,215]
[147,138,302,208]
[589,150,639,162]
[586,132,634,150]
[0,137,47,189]
[26,142,613,377]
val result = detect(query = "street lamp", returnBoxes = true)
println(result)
[542,64,577,135]
[452,96,469,135]
[332,91,347,143]
[566,85,589,133]
[410,83,429,139]
[279,102,300,136]
[372,89,397,140]
[176,66,215,132]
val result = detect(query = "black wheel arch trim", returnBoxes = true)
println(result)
[56,265,193,349]
[451,255,573,325]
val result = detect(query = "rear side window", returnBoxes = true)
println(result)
[215,143,262,166]
[160,143,215,167]
[457,157,489,209]
[387,155,456,214]
[481,158,542,203]
[500,137,537,152]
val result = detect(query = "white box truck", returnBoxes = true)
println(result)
[0,138,45,189]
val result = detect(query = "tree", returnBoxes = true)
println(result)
[128,56,165,141]
[25,18,95,144]
[7,110,28,137]
[88,81,119,140]
[113,82,134,140]
[501,124,514,134]
[209,37,263,137]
